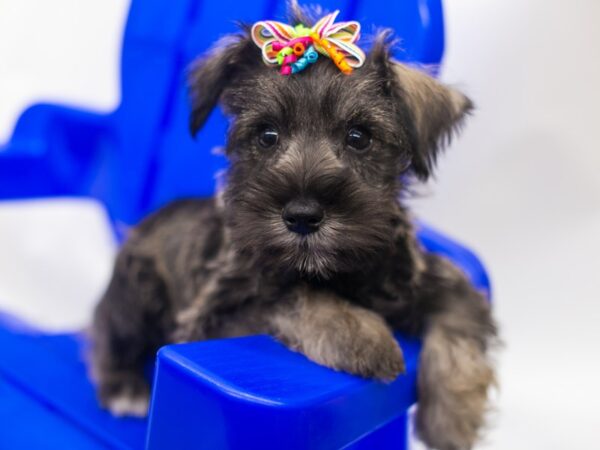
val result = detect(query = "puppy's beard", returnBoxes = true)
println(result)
[227,212,394,279]
[279,230,338,278]
[229,215,336,278]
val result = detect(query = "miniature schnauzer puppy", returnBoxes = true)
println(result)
[91,7,497,450]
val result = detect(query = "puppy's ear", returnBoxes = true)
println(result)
[392,63,473,179]
[188,32,257,136]
[367,33,472,179]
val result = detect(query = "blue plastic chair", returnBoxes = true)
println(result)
[0,1,490,448]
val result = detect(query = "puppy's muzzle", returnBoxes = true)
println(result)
[282,198,324,235]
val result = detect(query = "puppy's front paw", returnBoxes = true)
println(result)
[302,308,405,382]
[342,330,405,381]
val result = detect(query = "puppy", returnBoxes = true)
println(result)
[90,6,497,449]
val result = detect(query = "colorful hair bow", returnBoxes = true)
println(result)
[251,10,365,76]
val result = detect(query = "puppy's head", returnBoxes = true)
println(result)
[188,22,472,278]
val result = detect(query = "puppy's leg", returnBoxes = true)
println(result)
[90,251,173,417]
[270,288,405,381]
[416,255,497,450]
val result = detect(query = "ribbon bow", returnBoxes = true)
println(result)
[251,10,365,75]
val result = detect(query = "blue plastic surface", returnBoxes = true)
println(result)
[146,335,420,450]
[416,223,492,298]
[0,313,415,450]
[0,1,490,449]
[0,315,147,449]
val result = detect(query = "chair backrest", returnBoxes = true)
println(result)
[88,0,444,228]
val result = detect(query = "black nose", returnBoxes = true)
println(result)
[282,199,324,235]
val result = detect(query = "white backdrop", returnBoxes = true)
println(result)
[1,1,599,448]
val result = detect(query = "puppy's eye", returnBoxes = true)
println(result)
[258,126,279,148]
[345,127,372,152]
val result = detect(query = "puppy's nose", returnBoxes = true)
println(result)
[282,199,324,235]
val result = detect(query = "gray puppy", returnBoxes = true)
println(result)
[91,7,497,450]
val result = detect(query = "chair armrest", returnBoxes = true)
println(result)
[146,335,421,450]
[0,103,114,199]
[416,222,492,298]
